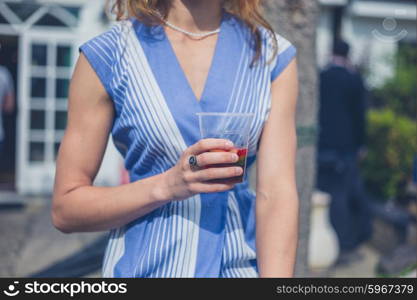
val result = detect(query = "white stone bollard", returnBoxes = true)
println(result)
[308,190,340,270]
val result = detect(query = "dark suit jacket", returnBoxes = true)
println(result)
[318,64,367,154]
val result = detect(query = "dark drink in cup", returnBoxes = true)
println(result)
[204,147,248,184]
[196,112,254,185]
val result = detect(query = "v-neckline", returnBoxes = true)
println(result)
[161,12,227,104]
[133,12,242,118]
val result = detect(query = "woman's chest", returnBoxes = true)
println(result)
[111,21,273,160]
[167,34,219,102]
[113,65,272,161]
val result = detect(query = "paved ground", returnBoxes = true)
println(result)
[0,201,38,277]
[0,197,103,277]
[0,192,414,278]
[329,244,380,277]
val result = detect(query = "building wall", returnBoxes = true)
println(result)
[0,0,123,194]
[317,0,416,88]
[343,3,416,88]
[316,6,334,69]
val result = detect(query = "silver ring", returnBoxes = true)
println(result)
[189,155,199,170]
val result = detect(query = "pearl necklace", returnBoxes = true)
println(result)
[162,18,221,38]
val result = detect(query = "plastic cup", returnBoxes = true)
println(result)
[196,112,254,184]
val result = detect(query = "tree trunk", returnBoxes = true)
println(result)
[264,0,320,277]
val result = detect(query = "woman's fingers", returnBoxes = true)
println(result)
[173,138,243,198]
[188,138,234,156]
[190,166,243,182]
[196,151,239,168]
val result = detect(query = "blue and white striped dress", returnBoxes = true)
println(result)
[80,12,296,278]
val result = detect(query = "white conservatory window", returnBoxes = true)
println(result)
[0,1,81,28]
[0,0,110,194]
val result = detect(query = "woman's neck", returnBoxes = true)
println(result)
[166,0,223,32]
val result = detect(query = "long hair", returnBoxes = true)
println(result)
[110,0,278,65]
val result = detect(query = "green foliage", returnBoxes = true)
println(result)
[363,44,416,201]
[372,45,416,120]
[362,109,416,200]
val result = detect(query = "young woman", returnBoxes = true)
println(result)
[52,0,299,278]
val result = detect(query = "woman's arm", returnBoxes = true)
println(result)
[52,53,174,233]
[52,53,242,234]
[255,58,299,277]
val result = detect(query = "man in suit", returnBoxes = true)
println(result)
[316,39,373,266]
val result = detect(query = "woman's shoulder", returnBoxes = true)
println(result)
[79,20,135,69]
[258,27,298,81]
[257,26,296,56]
[227,13,296,58]
[78,20,133,97]
[228,13,297,80]
[80,20,133,49]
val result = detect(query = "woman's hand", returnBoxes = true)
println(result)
[164,138,243,201]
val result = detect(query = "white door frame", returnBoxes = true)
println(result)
[1,1,123,195]
[17,29,78,195]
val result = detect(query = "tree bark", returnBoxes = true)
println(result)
[264,0,320,277]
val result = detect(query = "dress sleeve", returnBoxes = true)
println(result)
[79,24,121,99]
[270,33,297,82]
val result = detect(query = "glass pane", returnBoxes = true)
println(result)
[31,77,46,98]
[56,79,69,99]
[54,142,61,160]
[62,6,81,19]
[30,110,45,130]
[29,142,45,162]
[0,12,8,24]
[31,44,47,66]
[57,46,72,67]
[7,3,41,21]
[35,13,67,27]
[55,111,67,130]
